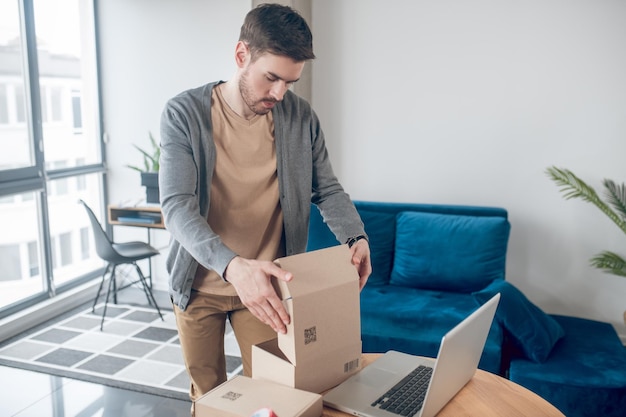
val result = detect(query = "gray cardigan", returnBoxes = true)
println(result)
[159,82,365,311]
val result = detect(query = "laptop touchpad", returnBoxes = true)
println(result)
[354,367,396,387]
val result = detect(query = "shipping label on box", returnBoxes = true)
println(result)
[252,244,362,393]
[194,375,322,417]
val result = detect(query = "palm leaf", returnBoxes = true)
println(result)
[590,251,626,277]
[546,166,626,235]
[603,179,626,222]
[546,166,599,201]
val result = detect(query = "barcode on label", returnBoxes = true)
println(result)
[344,358,360,373]
[222,391,242,401]
[304,326,317,345]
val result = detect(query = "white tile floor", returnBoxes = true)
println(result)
[0,287,243,416]
[0,304,190,397]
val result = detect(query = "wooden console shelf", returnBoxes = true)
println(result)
[108,205,165,229]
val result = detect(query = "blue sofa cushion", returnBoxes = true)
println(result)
[390,212,510,292]
[473,280,564,363]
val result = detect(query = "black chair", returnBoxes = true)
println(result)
[79,199,164,330]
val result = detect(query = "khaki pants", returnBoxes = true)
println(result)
[173,290,276,415]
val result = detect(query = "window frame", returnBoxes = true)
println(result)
[0,0,109,319]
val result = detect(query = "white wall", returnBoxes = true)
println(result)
[98,0,249,200]
[97,0,251,288]
[98,1,626,340]
[312,0,626,339]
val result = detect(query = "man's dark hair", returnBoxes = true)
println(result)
[239,3,315,62]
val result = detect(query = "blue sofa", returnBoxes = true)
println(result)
[508,315,626,417]
[307,200,626,417]
[307,200,511,374]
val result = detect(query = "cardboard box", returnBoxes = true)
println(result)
[195,375,322,417]
[252,244,362,393]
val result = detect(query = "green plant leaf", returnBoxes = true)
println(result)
[603,179,626,222]
[148,131,160,171]
[547,166,626,281]
[546,166,626,235]
[127,131,160,172]
[590,251,626,277]
[125,164,143,172]
[545,166,599,201]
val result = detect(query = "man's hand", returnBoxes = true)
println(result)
[349,239,372,290]
[224,256,293,334]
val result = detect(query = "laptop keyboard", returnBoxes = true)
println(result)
[371,365,434,417]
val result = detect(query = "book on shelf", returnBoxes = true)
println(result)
[136,212,162,219]
[117,216,159,224]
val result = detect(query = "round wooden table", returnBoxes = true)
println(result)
[322,354,565,417]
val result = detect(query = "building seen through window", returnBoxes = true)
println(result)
[0,0,105,314]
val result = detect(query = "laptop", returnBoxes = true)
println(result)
[323,293,500,417]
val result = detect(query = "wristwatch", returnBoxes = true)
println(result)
[346,234,368,248]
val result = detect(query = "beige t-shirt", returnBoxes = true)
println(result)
[193,85,285,296]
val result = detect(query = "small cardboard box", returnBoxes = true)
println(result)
[252,244,362,393]
[195,375,322,417]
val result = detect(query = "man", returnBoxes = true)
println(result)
[159,3,371,410]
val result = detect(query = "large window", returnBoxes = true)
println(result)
[0,0,105,317]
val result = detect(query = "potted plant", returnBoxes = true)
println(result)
[546,166,626,278]
[127,131,160,204]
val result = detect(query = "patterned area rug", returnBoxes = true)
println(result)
[0,303,243,400]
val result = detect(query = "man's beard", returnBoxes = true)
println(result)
[239,69,277,116]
